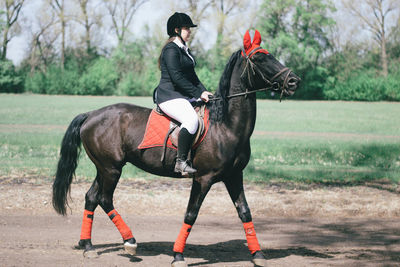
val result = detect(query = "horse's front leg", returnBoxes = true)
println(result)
[172,176,213,267]
[223,172,266,266]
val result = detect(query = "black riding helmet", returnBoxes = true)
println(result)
[167,12,197,37]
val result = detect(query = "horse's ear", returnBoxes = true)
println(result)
[253,30,262,46]
[243,30,252,52]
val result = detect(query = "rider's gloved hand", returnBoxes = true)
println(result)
[200,91,213,103]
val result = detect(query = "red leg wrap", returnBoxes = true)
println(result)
[107,209,133,241]
[243,221,261,254]
[173,223,192,253]
[80,210,94,240]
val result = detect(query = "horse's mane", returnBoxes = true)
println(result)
[208,50,242,122]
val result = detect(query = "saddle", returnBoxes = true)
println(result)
[138,104,210,163]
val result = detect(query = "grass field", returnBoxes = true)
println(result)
[0,93,399,184]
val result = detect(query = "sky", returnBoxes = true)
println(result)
[6,0,166,65]
[5,0,400,65]
[7,0,252,65]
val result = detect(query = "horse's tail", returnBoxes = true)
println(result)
[52,113,89,216]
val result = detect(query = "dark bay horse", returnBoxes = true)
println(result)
[52,30,300,266]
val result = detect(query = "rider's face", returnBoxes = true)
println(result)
[176,27,191,43]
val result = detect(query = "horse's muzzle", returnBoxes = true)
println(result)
[286,77,301,96]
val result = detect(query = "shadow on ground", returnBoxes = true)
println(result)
[90,239,332,265]
[73,218,400,265]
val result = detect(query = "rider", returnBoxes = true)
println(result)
[154,12,213,175]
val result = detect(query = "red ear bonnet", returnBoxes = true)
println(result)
[243,30,252,51]
[253,30,262,46]
[242,29,269,58]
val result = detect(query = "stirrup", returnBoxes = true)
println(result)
[174,159,197,175]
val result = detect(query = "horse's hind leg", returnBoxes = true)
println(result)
[223,172,266,266]
[78,177,100,258]
[97,166,137,255]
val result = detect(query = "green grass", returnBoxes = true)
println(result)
[248,139,400,184]
[255,100,400,135]
[0,94,155,181]
[1,93,399,184]
[247,100,400,184]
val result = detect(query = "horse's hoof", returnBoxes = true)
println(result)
[83,249,99,258]
[252,250,267,266]
[124,241,137,255]
[171,260,188,267]
[172,252,187,267]
[252,258,266,266]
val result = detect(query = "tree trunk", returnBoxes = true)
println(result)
[1,26,9,60]
[381,35,388,77]
[82,0,91,53]
[85,23,91,53]
[76,0,94,54]
[379,3,388,77]
[60,0,65,70]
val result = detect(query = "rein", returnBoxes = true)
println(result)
[210,48,292,102]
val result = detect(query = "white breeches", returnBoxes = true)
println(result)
[159,98,199,134]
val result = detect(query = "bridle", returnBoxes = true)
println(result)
[210,47,293,102]
[240,46,293,101]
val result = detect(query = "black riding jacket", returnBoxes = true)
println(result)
[154,42,206,104]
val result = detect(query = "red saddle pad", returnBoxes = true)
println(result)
[138,108,209,150]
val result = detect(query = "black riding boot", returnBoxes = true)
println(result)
[174,128,197,175]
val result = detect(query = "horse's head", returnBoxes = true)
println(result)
[241,30,300,97]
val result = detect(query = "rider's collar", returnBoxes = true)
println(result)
[173,37,195,64]
[173,37,187,50]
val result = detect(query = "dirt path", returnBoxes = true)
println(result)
[1,179,400,266]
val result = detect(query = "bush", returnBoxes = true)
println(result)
[294,66,330,100]
[24,64,81,95]
[112,42,160,96]
[117,69,158,96]
[79,57,118,95]
[0,59,23,93]
[324,70,400,101]
[24,71,46,94]
[196,66,220,93]
[47,65,81,94]
[384,77,400,100]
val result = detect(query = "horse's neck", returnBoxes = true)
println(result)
[224,59,257,139]
[225,86,257,139]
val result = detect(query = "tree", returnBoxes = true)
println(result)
[387,17,400,59]
[342,0,399,77]
[1,0,25,60]
[213,0,244,46]
[257,0,336,99]
[27,7,58,74]
[210,0,245,70]
[0,10,3,31]
[103,0,148,45]
[49,0,67,69]
[179,0,215,45]
[76,0,92,53]
[73,0,102,54]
